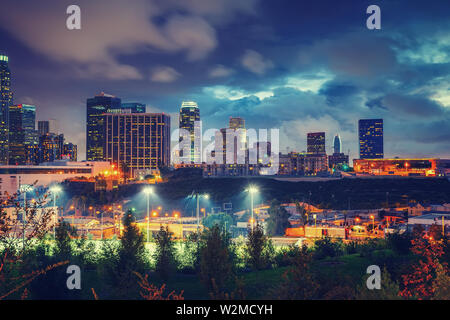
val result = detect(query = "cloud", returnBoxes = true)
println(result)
[241,50,273,75]
[208,65,234,78]
[0,0,256,79]
[151,66,181,83]
[382,93,446,118]
[298,33,397,78]
[163,15,217,61]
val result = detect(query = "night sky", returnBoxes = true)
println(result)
[0,0,449,160]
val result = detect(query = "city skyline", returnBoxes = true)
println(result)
[0,1,449,160]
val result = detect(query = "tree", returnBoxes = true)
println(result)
[431,263,450,300]
[266,200,290,236]
[276,246,319,299]
[400,237,446,299]
[100,210,147,298]
[154,226,176,281]
[356,267,401,300]
[246,223,267,270]
[295,201,308,226]
[202,213,233,231]
[199,225,234,295]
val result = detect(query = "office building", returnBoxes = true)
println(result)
[8,104,36,165]
[353,158,450,177]
[0,161,113,198]
[121,102,146,113]
[0,54,13,164]
[359,119,383,159]
[86,92,122,161]
[328,153,349,170]
[38,120,49,136]
[307,132,326,155]
[179,101,201,163]
[62,142,77,161]
[104,113,170,176]
[333,134,341,154]
[38,133,64,163]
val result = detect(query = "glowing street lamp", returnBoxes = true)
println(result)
[50,185,62,239]
[370,215,375,233]
[313,214,317,228]
[143,187,154,242]
[247,186,258,231]
[195,192,209,231]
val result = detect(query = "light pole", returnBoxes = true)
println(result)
[247,186,258,232]
[20,184,33,249]
[370,215,375,233]
[143,187,153,242]
[50,185,62,239]
[195,192,209,232]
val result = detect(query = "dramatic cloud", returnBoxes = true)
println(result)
[241,50,274,75]
[1,0,450,159]
[151,66,181,83]
[208,65,234,78]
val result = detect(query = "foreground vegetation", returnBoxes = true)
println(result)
[2,210,450,300]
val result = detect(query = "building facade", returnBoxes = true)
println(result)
[104,113,171,176]
[86,93,122,161]
[333,134,341,154]
[8,104,36,165]
[179,101,201,163]
[353,158,450,177]
[359,119,383,159]
[307,132,326,155]
[0,55,13,164]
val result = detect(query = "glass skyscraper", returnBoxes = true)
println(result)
[0,54,13,164]
[86,92,122,161]
[179,101,201,163]
[333,134,341,154]
[121,102,146,113]
[8,104,36,165]
[359,119,384,159]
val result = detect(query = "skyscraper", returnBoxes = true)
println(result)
[38,120,49,136]
[104,113,170,175]
[333,134,341,154]
[179,101,201,163]
[307,132,326,155]
[38,133,64,163]
[121,102,146,113]
[229,117,245,130]
[0,54,13,164]
[86,92,121,161]
[359,119,383,159]
[8,104,36,165]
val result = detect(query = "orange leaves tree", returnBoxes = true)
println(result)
[400,236,448,299]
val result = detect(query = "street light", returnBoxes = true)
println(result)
[96,210,104,240]
[370,215,375,233]
[143,187,154,242]
[195,192,209,232]
[313,214,317,228]
[247,186,258,232]
[50,185,62,239]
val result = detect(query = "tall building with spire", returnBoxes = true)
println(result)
[179,101,201,163]
[333,134,341,154]
[0,54,13,164]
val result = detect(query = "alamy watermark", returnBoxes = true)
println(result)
[172,121,280,175]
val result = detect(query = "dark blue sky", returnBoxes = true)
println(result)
[0,0,449,160]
